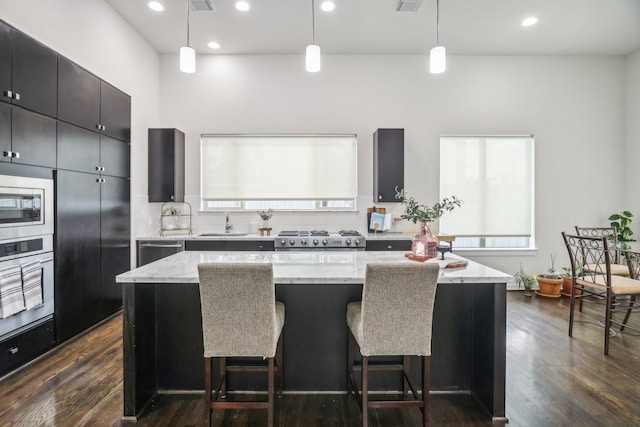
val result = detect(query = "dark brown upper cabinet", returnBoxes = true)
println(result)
[0,23,57,118]
[1,104,56,168]
[373,128,404,203]
[148,128,185,202]
[58,57,131,142]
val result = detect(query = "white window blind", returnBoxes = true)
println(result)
[201,134,357,202]
[439,135,534,238]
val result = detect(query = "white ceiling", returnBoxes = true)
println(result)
[105,0,640,56]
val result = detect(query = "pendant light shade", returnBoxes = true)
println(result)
[180,1,195,73]
[180,46,196,73]
[306,44,321,72]
[306,0,321,72]
[429,46,446,74]
[429,0,446,74]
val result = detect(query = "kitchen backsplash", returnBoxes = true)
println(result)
[134,195,419,237]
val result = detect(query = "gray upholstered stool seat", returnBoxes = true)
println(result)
[347,261,439,426]
[198,262,284,427]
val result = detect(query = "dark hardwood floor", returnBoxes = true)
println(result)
[1,292,640,426]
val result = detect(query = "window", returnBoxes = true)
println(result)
[201,134,357,211]
[439,135,534,249]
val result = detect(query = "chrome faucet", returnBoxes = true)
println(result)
[225,212,233,233]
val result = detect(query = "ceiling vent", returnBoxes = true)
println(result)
[189,0,215,12]
[395,0,423,12]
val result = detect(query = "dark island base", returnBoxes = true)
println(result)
[123,281,506,422]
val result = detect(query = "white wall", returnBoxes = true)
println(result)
[626,50,640,225]
[0,0,161,265]
[156,53,626,276]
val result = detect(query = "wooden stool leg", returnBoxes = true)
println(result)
[403,355,410,397]
[204,357,212,427]
[276,334,284,396]
[423,356,430,427]
[268,357,275,427]
[362,355,368,427]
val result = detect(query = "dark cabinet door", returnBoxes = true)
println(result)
[0,21,11,105]
[0,102,10,163]
[148,128,185,202]
[11,107,56,168]
[57,122,100,174]
[55,170,102,342]
[100,82,131,142]
[100,176,130,317]
[100,135,130,178]
[373,128,404,202]
[58,56,100,132]
[11,29,57,117]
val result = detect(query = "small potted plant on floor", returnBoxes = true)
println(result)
[536,254,562,297]
[561,265,581,297]
[514,263,536,297]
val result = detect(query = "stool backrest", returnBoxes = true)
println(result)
[360,262,439,356]
[198,262,277,358]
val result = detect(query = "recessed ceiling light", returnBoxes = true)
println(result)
[148,1,165,12]
[521,17,538,27]
[235,1,250,11]
[208,41,220,49]
[320,1,336,12]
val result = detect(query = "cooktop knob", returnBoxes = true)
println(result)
[301,239,308,245]
[355,239,361,246]
[289,239,296,246]
[322,239,328,246]
[346,239,352,246]
[280,239,286,245]
[313,239,319,246]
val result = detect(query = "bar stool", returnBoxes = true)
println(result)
[346,262,440,426]
[197,263,285,427]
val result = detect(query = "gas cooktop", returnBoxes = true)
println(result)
[275,230,365,250]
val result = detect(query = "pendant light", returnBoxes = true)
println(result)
[429,0,445,74]
[180,1,196,73]
[306,0,321,72]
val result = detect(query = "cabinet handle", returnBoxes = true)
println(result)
[378,194,383,200]
[8,346,19,355]
[3,90,12,99]
[101,166,105,172]
[13,92,20,101]
[102,125,106,131]
[12,152,19,158]
[3,150,12,157]
[96,166,101,171]
[96,178,106,183]
[387,245,392,249]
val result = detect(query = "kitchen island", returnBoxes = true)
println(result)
[116,251,511,422]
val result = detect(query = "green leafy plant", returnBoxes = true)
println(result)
[609,210,635,244]
[395,188,462,223]
[514,263,536,295]
[540,254,562,279]
[257,209,273,220]
[162,206,180,215]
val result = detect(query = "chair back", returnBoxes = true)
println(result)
[562,232,612,288]
[360,262,439,356]
[574,226,620,263]
[624,251,640,279]
[198,262,279,358]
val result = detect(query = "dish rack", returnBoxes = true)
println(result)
[160,201,192,236]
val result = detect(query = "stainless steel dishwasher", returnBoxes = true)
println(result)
[137,240,184,267]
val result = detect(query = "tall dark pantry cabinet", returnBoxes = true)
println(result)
[55,56,131,342]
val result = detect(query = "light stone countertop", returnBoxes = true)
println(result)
[136,233,414,241]
[116,251,512,285]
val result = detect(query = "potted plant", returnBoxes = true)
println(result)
[609,210,635,249]
[395,188,462,259]
[257,209,273,228]
[561,265,581,297]
[514,263,536,297]
[536,254,562,297]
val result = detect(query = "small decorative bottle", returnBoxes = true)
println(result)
[412,221,438,259]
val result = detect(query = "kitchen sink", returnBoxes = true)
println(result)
[199,233,248,237]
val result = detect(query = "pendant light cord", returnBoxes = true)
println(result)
[435,0,439,46]
[311,0,315,44]
[187,1,191,46]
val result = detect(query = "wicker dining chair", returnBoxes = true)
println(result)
[346,262,439,426]
[562,232,640,355]
[198,263,285,427]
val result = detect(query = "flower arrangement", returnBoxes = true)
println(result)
[395,188,462,223]
[257,209,274,221]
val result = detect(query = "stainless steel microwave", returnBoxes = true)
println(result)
[0,175,53,240]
